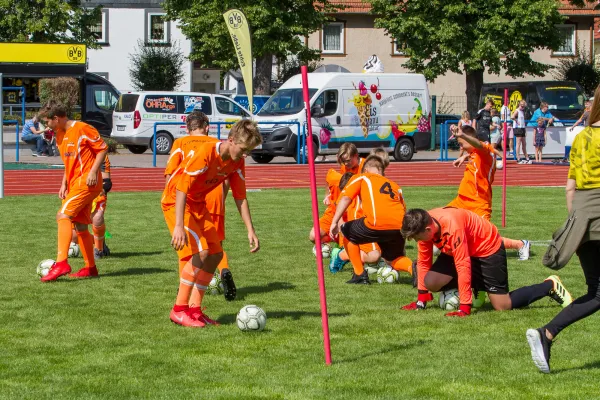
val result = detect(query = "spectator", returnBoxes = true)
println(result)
[529,101,555,127]
[533,117,547,163]
[512,100,530,164]
[490,108,502,150]
[570,100,592,131]
[473,99,494,142]
[21,115,48,157]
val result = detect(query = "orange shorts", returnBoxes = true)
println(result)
[212,214,225,242]
[447,197,491,221]
[60,185,102,225]
[359,242,381,254]
[319,207,335,234]
[163,205,223,259]
[91,193,107,214]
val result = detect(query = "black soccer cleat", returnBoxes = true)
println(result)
[526,328,552,373]
[221,269,237,301]
[102,242,111,257]
[346,271,371,285]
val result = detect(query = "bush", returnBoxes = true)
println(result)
[553,42,600,97]
[129,40,185,91]
[38,77,80,117]
[104,137,118,154]
[2,114,22,124]
[276,56,322,86]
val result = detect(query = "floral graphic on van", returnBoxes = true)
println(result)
[319,121,334,145]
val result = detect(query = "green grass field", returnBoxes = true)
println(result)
[1,187,599,399]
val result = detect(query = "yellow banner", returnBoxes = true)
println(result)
[223,9,253,114]
[0,43,86,64]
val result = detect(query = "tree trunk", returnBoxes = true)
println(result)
[254,53,273,95]
[465,68,484,117]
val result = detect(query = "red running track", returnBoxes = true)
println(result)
[2,161,569,196]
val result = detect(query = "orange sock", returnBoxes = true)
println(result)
[57,218,72,262]
[217,250,229,275]
[76,229,96,268]
[503,238,523,250]
[92,223,106,251]
[189,269,214,308]
[390,256,413,274]
[176,261,199,306]
[343,237,364,275]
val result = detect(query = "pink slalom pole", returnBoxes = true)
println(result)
[502,89,508,228]
[300,65,332,365]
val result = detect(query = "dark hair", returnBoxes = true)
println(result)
[461,125,477,137]
[401,209,432,239]
[339,172,355,191]
[363,154,385,173]
[39,102,67,119]
[186,111,209,132]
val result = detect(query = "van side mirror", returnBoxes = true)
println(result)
[311,105,324,118]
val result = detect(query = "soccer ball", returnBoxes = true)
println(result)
[207,272,224,295]
[236,305,267,332]
[313,243,332,259]
[376,266,399,284]
[68,242,80,257]
[438,289,460,311]
[433,246,441,256]
[496,160,504,170]
[365,258,388,275]
[37,259,55,277]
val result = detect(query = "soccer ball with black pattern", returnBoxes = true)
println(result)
[68,242,80,257]
[438,289,460,311]
[37,259,55,278]
[207,272,224,295]
[365,258,388,275]
[237,305,267,332]
[313,243,332,259]
[376,266,399,284]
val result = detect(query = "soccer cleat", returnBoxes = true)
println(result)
[221,269,237,301]
[170,308,206,327]
[192,307,220,326]
[545,275,573,308]
[473,290,487,308]
[526,328,552,373]
[346,270,370,285]
[328,248,348,274]
[94,248,103,260]
[69,266,99,279]
[40,260,71,282]
[518,240,530,261]
[411,260,418,288]
[102,242,111,257]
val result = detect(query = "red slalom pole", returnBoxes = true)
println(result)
[300,65,332,365]
[502,88,508,228]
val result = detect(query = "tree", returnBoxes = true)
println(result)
[128,40,186,91]
[39,77,80,117]
[0,0,101,48]
[370,0,565,115]
[163,0,341,95]
[277,57,322,86]
[553,42,600,97]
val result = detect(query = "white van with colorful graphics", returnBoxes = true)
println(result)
[251,73,431,163]
[111,92,251,154]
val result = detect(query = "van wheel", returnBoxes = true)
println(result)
[393,138,414,161]
[151,131,174,155]
[293,138,319,163]
[251,154,274,164]
[125,145,148,154]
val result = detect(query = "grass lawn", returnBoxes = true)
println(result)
[0,186,598,399]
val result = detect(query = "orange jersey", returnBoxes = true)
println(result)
[453,143,497,214]
[161,142,246,210]
[341,172,406,230]
[56,122,107,189]
[341,196,364,222]
[416,207,502,305]
[340,157,365,175]
[205,183,226,216]
[164,135,219,177]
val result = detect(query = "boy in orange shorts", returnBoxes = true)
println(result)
[450,125,530,260]
[164,111,237,301]
[162,119,261,327]
[39,103,108,281]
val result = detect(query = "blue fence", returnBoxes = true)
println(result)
[152,120,307,167]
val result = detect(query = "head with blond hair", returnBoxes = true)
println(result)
[225,119,262,161]
[337,143,359,168]
[367,147,389,171]
[461,110,470,121]
[362,154,386,175]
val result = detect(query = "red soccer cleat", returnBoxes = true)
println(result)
[69,266,99,279]
[40,260,71,282]
[170,308,206,327]
[190,307,220,326]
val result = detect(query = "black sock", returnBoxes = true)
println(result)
[509,280,553,309]
[544,293,600,338]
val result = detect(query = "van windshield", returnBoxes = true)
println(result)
[115,94,139,112]
[539,85,584,111]
[258,88,317,116]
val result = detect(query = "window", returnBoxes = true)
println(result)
[312,90,338,117]
[181,95,212,115]
[115,94,139,113]
[393,40,407,56]
[322,22,344,54]
[93,87,119,111]
[90,9,108,44]
[216,97,245,116]
[146,12,169,44]
[554,24,576,56]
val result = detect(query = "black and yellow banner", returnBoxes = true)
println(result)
[223,9,253,113]
[0,43,86,64]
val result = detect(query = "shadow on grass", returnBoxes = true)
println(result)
[337,339,430,364]
[101,267,171,277]
[105,251,164,259]
[554,360,600,374]
[217,310,350,325]
[235,281,297,301]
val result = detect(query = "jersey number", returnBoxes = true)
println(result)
[379,182,396,200]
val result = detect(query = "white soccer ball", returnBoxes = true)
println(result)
[433,246,441,256]
[237,305,267,332]
[37,259,55,277]
[68,242,80,257]
[313,243,332,259]
[376,266,399,284]
[207,272,224,295]
[438,289,460,311]
[496,160,504,170]
[366,259,388,275]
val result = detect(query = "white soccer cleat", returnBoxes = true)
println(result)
[518,240,530,261]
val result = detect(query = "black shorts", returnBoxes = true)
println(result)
[514,128,526,138]
[429,243,508,294]
[341,217,405,261]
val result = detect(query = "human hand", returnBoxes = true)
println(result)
[402,292,433,310]
[171,226,187,250]
[58,184,68,200]
[86,172,98,186]
[445,304,471,317]
[323,194,331,206]
[248,230,260,253]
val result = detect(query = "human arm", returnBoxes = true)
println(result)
[330,196,352,239]
[566,179,576,213]
[453,153,470,168]
[59,171,68,199]
[402,240,435,310]
[570,115,584,131]
[235,198,259,252]
[455,129,483,149]
[171,189,188,250]
[87,149,107,186]
[445,229,473,317]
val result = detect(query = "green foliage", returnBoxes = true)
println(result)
[0,0,102,48]
[129,40,186,91]
[553,42,600,96]
[38,77,80,117]
[277,56,322,85]
[2,114,22,124]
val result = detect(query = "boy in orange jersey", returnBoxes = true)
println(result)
[39,103,108,281]
[450,125,530,261]
[162,119,261,327]
[400,208,572,316]
[330,155,413,284]
[164,111,237,301]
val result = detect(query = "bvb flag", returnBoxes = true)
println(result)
[223,9,253,113]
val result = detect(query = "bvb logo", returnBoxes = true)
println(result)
[227,12,243,29]
[509,90,523,112]
[67,46,84,62]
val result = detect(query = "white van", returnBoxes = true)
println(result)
[111,92,251,154]
[252,73,431,163]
